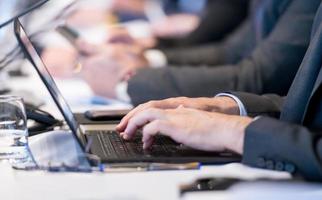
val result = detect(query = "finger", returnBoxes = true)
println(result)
[142,137,154,150]
[108,34,134,44]
[123,108,164,140]
[80,55,100,70]
[118,101,161,131]
[117,99,179,132]
[141,120,174,149]
[116,106,142,132]
[117,103,151,132]
[75,39,98,56]
[123,108,164,139]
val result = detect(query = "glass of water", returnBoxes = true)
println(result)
[0,95,30,163]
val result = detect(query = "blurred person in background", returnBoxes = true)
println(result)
[74,0,319,106]
[41,0,248,89]
[110,0,208,39]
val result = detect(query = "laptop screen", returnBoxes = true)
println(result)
[14,19,83,143]
[0,0,49,28]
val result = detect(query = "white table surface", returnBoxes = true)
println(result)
[0,161,295,200]
[0,130,304,200]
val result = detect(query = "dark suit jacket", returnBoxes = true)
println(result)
[128,0,320,106]
[157,0,249,49]
[161,0,292,66]
[231,4,322,181]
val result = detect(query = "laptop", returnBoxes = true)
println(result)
[14,19,241,164]
[0,0,49,28]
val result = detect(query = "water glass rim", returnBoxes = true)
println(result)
[0,95,23,102]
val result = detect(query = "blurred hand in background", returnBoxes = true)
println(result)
[76,39,148,98]
[41,47,78,78]
[151,13,200,38]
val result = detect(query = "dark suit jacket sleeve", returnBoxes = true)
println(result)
[162,19,253,66]
[242,117,322,181]
[157,0,249,49]
[230,91,285,118]
[128,0,316,106]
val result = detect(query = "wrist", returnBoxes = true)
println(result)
[225,116,252,154]
[211,97,240,115]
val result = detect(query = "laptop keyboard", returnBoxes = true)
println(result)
[86,130,179,159]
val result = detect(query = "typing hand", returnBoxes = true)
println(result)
[117,97,240,133]
[117,106,252,153]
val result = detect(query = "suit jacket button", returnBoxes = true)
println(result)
[275,162,284,171]
[265,160,274,170]
[256,157,266,168]
[285,163,296,173]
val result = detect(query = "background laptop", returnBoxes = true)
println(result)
[0,0,48,28]
[14,19,241,164]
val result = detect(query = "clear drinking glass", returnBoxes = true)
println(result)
[0,95,30,163]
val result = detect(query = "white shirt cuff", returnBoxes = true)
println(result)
[115,82,132,104]
[215,93,248,116]
[144,49,167,68]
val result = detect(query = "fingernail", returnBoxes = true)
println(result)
[123,134,129,140]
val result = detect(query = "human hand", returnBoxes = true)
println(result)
[76,40,148,98]
[76,39,147,71]
[117,97,240,132]
[117,106,252,153]
[41,47,77,78]
[106,27,136,44]
[79,50,129,98]
[106,27,157,49]
[152,14,200,38]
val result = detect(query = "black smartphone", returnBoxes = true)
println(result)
[84,109,130,121]
[180,177,241,195]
